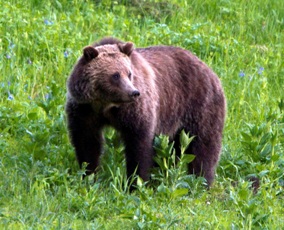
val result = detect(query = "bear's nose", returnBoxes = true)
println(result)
[130,90,140,98]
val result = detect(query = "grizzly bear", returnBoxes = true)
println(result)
[66,37,226,187]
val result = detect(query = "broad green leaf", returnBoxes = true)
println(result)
[172,188,189,198]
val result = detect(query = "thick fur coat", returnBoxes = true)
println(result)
[66,37,226,186]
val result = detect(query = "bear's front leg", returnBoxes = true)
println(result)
[122,128,155,183]
[66,102,104,176]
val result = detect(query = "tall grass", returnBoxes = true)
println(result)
[0,0,283,229]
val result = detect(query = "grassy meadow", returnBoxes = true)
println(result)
[0,0,283,229]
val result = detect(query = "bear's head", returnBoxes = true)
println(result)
[67,42,140,105]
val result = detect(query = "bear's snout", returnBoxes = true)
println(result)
[129,90,140,98]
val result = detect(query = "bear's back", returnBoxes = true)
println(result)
[133,45,225,138]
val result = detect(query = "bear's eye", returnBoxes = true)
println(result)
[112,73,120,81]
[128,72,132,80]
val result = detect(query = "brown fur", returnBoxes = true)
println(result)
[66,37,226,187]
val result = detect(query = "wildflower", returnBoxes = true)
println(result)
[64,51,69,58]
[8,43,15,49]
[239,71,245,77]
[6,54,11,59]
[44,19,54,25]
[258,67,264,75]
[45,93,51,100]
[8,94,14,100]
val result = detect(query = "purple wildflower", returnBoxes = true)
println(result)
[45,93,50,100]
[9,43,15,49]
[64,51,69,58]
[258,67,264,75]
[8,94,14,101]
[6,54,11,59]
[44,19,54,25]
[239,71,245,77]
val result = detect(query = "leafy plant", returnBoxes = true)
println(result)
[150,130,204,199]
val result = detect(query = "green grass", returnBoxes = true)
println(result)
[1,0,283,229]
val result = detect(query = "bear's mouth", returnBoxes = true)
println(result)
[111,98,137,104]
[103,100,135,114]
[111,91,140,104]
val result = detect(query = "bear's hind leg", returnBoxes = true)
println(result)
[187,139,221,187]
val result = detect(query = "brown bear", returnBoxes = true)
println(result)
[66,37,226,187]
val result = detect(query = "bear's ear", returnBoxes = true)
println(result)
[118,42,134,56]
[83,46,99,61]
